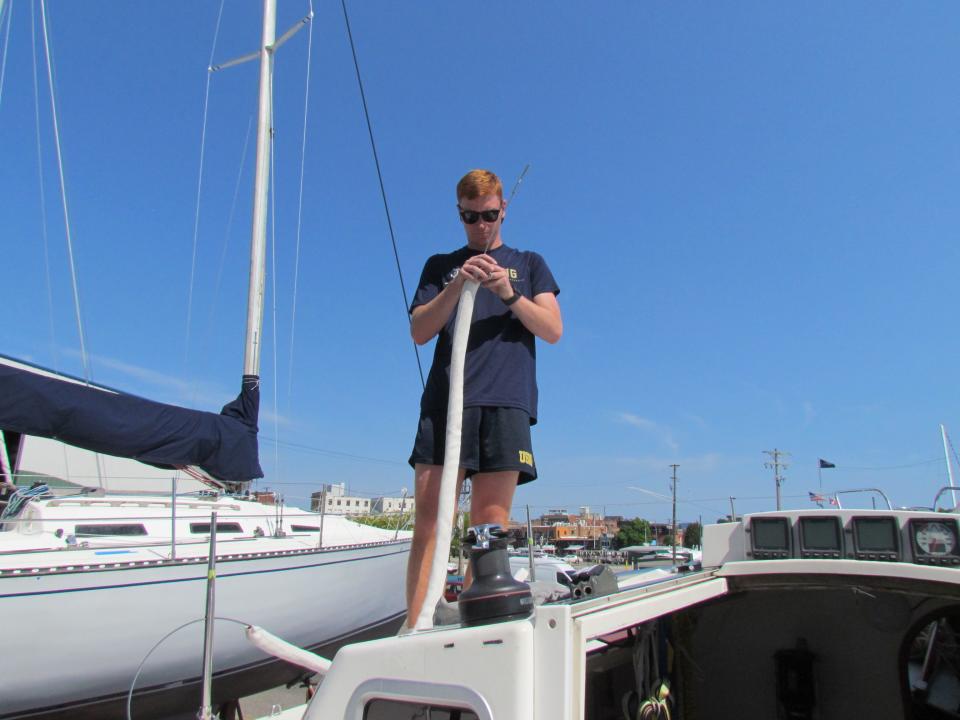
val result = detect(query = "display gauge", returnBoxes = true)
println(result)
[852,517,899,561]
[916,523,955,555]
[909,519,960,566]
[750,517,791,559]
[799,517,842,558]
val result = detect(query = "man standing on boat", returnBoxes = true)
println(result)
[406,168,562,627]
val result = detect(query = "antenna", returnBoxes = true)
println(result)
[483,164,530,254]
[506,163,530,206]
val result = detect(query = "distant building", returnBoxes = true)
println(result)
[511,508,608,550]
[372,495,415,514]
[309,483,413,516]
[253,490,276,506]
[310,483,370,516]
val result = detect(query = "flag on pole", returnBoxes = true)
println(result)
[808,491,826,506]
[818,459,836,469]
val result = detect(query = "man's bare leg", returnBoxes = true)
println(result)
[406,463,465,628]
[462,470,520,590]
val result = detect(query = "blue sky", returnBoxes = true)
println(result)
[3,1,960,523]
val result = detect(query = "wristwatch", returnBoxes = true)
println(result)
[503,290,522,306]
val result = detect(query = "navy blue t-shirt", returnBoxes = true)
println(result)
[411,244,559,424]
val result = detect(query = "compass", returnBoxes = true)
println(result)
[915,522,956,557]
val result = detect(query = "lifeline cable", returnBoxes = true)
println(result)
[126,616,249,720]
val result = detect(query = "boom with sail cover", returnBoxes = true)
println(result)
[0,354,262,484]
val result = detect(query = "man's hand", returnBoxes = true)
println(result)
[460,254,513,301]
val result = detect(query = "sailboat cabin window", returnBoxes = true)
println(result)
[363,699,479,719]
[291,525,320,532]
[189,522,243,534]
[75,523,148,536]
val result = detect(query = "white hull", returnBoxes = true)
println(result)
[0,537,408,718]
[0,491,410,719]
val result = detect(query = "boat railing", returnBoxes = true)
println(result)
[831,488,893,510]
[0,510,325,525]
[0,506,405,558]
[931,486,960,512]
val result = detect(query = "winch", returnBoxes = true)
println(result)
[457,524,534,627]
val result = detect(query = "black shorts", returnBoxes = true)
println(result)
[408,407,537,484]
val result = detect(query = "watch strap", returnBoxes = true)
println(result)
[503,290,522,306]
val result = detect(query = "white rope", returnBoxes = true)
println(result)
[185,0,226,370]
[0,0,13,111]
[39,0,88,382]
[414,280,478,630]
[246,624,331,675]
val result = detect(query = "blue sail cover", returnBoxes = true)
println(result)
[0,355,263,484]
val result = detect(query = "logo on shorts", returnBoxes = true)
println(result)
[518,450,534,466]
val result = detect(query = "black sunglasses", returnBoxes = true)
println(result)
[458,206,502,224]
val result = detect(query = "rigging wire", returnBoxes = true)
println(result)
[259,435,406,467]
[31,1,72,484]
[946,432,960,479]
[29,1,57,367]
[826,457,942,471]
[204,115,254,343]
[269,64,280,488]
[287,1,315,398]
[185,0,226,373]
[0,0,12,110]
[38,0,88,382]
[627,486,726,518]
[340,0,425,389]
[38,0,104,488]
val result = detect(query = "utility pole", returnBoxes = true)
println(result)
[763,449,790,511]
[670,464,679,566]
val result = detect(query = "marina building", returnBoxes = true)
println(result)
[310,483,414,516]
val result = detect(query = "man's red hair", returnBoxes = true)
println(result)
[456,169,503,202]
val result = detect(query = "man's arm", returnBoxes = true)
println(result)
[410,273,465,345]
[477,255,563,344]
[503,291,563,344]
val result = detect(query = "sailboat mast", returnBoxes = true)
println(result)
[941,424,957,507]
[242,0,277,377]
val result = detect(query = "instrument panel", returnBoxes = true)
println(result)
[744,513,960,566]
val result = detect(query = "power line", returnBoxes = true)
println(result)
[259,436,405,466]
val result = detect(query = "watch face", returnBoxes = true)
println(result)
[916,522,957,556]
